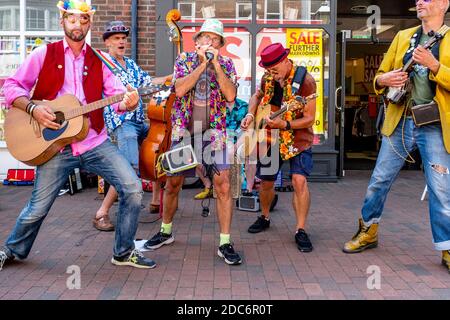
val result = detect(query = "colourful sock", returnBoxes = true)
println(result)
[161,222,172,235]
[219,233,231,246]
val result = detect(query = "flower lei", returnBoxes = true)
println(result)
[261,64,299,160]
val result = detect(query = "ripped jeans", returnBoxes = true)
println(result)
[361,118,450,251]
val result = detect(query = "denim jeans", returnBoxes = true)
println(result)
[4,140,143,259]
[361,118,450,250]
[114,121,149,172]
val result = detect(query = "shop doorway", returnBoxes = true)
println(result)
[336,36,422,175]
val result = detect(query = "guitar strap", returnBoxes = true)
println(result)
[291,66,307,95]
[92,49,123,79]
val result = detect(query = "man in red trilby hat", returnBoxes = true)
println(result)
[240,42,317,252]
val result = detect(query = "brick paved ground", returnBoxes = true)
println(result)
[0,170,449,300]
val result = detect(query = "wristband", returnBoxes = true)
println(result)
[245,113,255,120]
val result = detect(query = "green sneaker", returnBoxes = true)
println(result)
[111,249,156,269]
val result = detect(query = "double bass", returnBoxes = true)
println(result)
[139,9,183,181]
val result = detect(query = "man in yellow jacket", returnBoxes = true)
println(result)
[343,0,450,273]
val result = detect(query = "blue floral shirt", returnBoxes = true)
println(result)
[103,56,153,132]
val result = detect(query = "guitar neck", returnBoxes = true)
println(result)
[270,105,288,120]
[63,84,167,119]
[403,26,449,72]
[65,93,125,120]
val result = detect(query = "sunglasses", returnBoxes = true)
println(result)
[200,34,221,44]
[107,25,129,32]
[64,13,90,25]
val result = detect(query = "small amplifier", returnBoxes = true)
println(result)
[237,194,260,212]
[159,144,199,175]
[236,193,278,212]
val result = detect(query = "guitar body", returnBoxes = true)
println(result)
[139,89,174,181]
[4,94,89,166]
[236,94,317,161]
[240,103,278,158]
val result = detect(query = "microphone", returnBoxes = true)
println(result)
[205,52,214,61]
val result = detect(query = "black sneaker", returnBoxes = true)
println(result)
[111,249,156,269]
[295,229,313,252]
[217,243,242,265]
[144,231,174,250]
[248,215,270,233]
[0,248,14,271]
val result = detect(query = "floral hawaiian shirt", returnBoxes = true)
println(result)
[171,52,237,150]
[103,56,153,133]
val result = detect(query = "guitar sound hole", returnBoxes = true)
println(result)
[54,112,66,125]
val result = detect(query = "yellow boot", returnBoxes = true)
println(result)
[194,187,213,200]
[343,218,378,253]
[442,250,450,273]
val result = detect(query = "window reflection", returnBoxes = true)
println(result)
[256,0,330,25]
[0,0,20,31]
[178,0,252,23]
[26,0,60,31]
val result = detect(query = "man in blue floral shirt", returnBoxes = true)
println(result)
[94,21,167,231]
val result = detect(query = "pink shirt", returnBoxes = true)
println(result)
[3,38,126,157]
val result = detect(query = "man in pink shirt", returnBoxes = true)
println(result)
[0,0,156,270]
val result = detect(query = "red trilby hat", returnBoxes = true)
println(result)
[259,43,290,68]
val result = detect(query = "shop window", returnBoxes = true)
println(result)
[256,28,330,145]
[179,1,196,22]
[26,36,62,55]
[0,36,20,144]
[26,0,60,31]
[236,2,252,21]
[256,0,330,24]
[179,0,252,24]
[265,0,282,21]
[0,4,20,31]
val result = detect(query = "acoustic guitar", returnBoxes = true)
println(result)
[236,93,317,160]
[4,85,166,166]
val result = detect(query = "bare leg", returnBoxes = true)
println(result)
[162,176,184,224]
[292,174,310,230]
[150,181,160,206]
[213,169,232,234]
[244,161,257,192]
[259,180,275,218]
[196,165,212,188]
[96,186,118,218]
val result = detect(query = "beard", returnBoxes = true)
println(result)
[64,26,87,42]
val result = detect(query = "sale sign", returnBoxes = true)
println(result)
[286,28,324,134]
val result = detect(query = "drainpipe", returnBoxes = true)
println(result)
[131,0,138,61]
